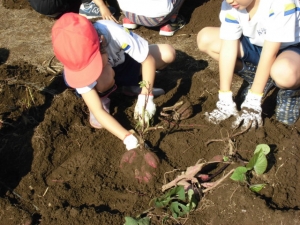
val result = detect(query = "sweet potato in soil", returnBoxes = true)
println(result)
[120,146,159,183]
[0,0,300,224]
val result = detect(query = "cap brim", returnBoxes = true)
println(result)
[64,51,103,88]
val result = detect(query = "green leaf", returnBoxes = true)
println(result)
[247,149,267,175]
[186,189,198,210]
[254,152,267,175]
[153,196,171,208]
[153,186,186,208]
[139,80,147,88]
[173,186,186,201]
[223,156,229,162]
[249,184,266,192]
[254,144,270,155]
[124,217,139,225]
[164,185,185,201]
[230,166,247,182]
[124,217,150,225]
[138,217,150,225]
[170,202,190,218]
[187,189,194,202]
[246,151,258,171]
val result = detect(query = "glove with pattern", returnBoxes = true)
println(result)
[232,90,263,129]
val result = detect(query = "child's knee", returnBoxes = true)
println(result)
[158,44,176,64]
[165,45,176,63]
[271,61,300,88]
[197,30,206,51]
[197,28,213,52]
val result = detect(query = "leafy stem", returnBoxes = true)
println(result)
[230,144,270,192]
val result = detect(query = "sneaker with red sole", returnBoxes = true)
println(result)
[122,17,138,29]
[159,15,186,36]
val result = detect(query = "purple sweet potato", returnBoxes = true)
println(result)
[144,152,159,168]
[120,150,137,168]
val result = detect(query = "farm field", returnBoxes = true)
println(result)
[0,0,300,224]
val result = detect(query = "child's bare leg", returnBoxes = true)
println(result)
[197,27,222,61]
[149,44,176,70]
[271,50,300,89]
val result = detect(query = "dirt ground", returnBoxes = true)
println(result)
[1,0,300,224]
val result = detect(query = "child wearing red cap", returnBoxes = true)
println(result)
[52,13,175,151]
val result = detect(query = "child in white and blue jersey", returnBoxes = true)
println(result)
[197,0,300,127]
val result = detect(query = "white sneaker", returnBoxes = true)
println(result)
[89,97,110,129]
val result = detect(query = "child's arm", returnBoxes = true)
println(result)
[140,53,156,94]
[204,38,239,125]
[219,39,239,92]
[82,89,132,141]
[251,41,281,94]
[133,53,157,122]
[232,41,281,129]
[93,0,118,23]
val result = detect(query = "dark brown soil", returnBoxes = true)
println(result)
[0,0,300,225]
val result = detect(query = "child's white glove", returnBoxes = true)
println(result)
[232,90,263,129]
[123,134,139,150]
[205,91,238,124]
[134,94,156,123]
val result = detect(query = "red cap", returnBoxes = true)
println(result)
[51,13,102,88]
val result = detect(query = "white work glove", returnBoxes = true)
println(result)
[134,94,156,122]
[205,91,238,124]
[232,90,263,129]
[123,134,139,150]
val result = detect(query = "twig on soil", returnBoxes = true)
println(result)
[202,169,234,193]
[229,184,240,203]
[274,159,288,177]
[182,143,198,153]
[287,150,299,159]
[205,122,251,146]
[206,164,230,182]
[163,169,181,185]
[182,216,189,225]
[146,125,164,131]
[43,55,63,74]
[205,122,252,155]
[125,188,147,196]
[231,122,252,138]
[42,187,49,197]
